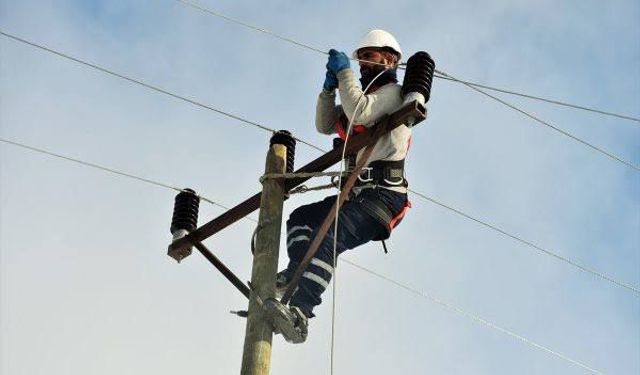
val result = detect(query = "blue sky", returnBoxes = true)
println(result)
[1,1,639,374]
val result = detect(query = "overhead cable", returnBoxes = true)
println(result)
[434,69,639,171]
[3,30,636,171]
[340,258,605,374]
[174,0,639,170]
[1,31,636,293]
[433,73,640,123]
[0,31,324,153]
[175,0,327,55]
[175,0,639,124]
[0,137,257,223]
[409,188,640,295]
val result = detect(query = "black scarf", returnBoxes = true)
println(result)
[359,67,398,92]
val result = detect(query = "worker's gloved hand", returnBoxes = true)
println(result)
[323,70,338,91]
[326,49,350,75]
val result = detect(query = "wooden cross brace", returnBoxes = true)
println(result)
[168,101,426,270]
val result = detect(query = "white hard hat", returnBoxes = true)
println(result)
[352,29,402,61]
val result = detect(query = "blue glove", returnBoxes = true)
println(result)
[326,49,350,75]
[323,69,338,91]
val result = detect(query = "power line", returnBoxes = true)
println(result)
[0,137,257,223]
[2,28,636,171]
[174,0,639,171]
[175,0,639,124]
[340,258,605,374]
[434,69,639,171]
[408,188,640,295]
[433,73,640,123]
[175,0,327,56]
[0,31,324,154]
[1,31,636,294]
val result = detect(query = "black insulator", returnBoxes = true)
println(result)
[170,188,200,235]
[401,51,436,102]
[270,130,296,173]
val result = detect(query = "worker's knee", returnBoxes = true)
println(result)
[287,204,312,227]
[287,196,336,228]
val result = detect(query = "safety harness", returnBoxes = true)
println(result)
[333,106,412,244]
[357,159,407,188]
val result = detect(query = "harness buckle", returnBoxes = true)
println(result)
[358,167,374,183]
[383,168,405,186]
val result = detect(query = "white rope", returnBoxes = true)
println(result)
[330,68,390,375]
[0,137,258,223]
[340,258,606,375]
[175,0,639,124]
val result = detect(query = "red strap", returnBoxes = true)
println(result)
[388,136,413,231]
[333,83,380,139]
[334,120,347,141]
[389,199,411,230]
[334,116,366,141]
[352,125,366,134]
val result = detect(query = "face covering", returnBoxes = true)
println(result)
[359,65,398,92]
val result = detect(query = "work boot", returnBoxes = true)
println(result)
[263,298,308,344]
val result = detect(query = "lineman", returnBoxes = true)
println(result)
[267,30,412,343]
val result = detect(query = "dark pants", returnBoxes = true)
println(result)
[284,187,407,317]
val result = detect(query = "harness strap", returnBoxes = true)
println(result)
[378,199,412,254]
[355,193,411,242]
[334,113,367,142]
[356,159,407,188]
[389,199,411,230]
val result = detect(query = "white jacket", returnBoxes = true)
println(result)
[315,69,412,193]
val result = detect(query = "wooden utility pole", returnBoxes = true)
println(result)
[165,104,425,372]
[240,137,288,375]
